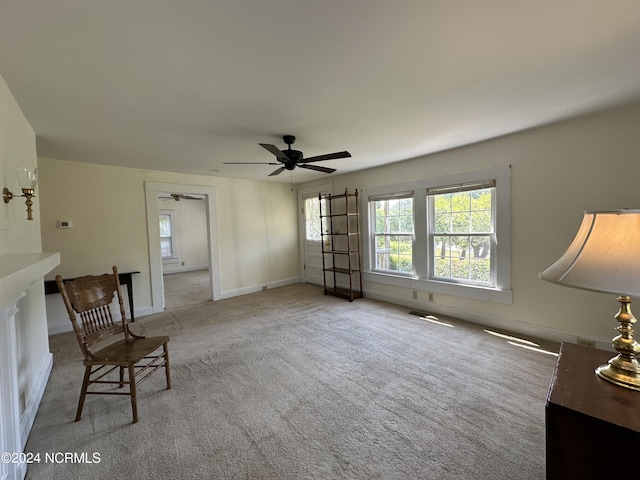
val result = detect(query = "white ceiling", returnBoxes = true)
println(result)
[1,1,640,183]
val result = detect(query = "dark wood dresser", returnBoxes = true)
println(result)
[546,342,640,479]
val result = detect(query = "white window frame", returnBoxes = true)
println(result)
[370,192,415,276]
[361,165,512,304]
[159,209,180,265]
[427,181,496,287]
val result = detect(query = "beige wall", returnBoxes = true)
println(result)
[301,100,640,347]
[38,157,300,328]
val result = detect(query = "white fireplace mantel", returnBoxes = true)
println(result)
[0,252,60,480]
[0,253,60,307]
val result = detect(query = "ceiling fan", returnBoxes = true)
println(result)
[159,193,204,201]
[224,135,351,176]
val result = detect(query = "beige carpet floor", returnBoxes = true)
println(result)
[163,269,211,309]
[25,284,559,479]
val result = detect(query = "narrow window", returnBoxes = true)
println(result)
[159,210,178,263]
[304,196,325,241]
[371,194,414,274]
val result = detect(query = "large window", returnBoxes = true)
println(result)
[372,194,414,274]
[363,166,511,304]
[429,183,495,286]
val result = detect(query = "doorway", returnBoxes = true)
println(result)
[145,182,221,313]
[298,183,332,285]
[157,192,211,309]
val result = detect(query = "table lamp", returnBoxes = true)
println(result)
[540,209,640,391]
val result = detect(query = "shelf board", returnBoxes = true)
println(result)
[320,192,358,200]
[320,213,359,217]
[324,287,363,301]
[322,232,359,236]
[323,267,360,274]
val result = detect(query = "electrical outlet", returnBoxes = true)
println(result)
[577,338,595,348]
[412,291,418,300]
[428,292,434,302]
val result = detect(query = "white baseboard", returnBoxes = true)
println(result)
[220,277,301,300]
[48,324,71,335]
[20,352,53,449]
[363,289,613,351]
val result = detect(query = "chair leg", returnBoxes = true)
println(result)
[119,366,124,388]
[75,366,91,422]
[163,343,172,389]
[128,365,138,423]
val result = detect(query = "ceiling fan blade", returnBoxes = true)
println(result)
[298,164,336,174]
[259,143,290,161]
[223,162,280,165]
[301,151,351,163]
[269,167,286,176]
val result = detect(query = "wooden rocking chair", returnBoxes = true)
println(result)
[56,266,171,423]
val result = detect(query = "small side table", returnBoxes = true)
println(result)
[44,271,140,322]
[546,342,640,480]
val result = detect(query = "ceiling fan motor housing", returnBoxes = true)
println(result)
[284,149,303,162]
[281,135,302,168]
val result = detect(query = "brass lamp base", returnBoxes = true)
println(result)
[596,356,640,391]
[595,295,640,391]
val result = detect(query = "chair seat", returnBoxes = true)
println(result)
[91,336,170,364]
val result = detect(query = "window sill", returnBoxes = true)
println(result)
[363,271,512,304]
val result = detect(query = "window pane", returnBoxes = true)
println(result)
[305,197,324,240]
[451,192,470,212]
[471,210,491,232]
[160,238,172,258]
[388,216,400,233]
[451,212,470,233]
[433,212,450,233]
[434,194,451,213]
[159,214,171,237]
[471,189,492,211]
[470,258,491,282]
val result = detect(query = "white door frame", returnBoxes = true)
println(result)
[297,182,332,283]
[145,181,221,313]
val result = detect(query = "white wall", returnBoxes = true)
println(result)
[300,100,640,347]
[0,73,57,477]
[39,157,300,332]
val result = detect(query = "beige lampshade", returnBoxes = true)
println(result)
[540,210,640,297]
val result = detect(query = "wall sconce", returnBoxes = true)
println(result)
[3,166,39,220]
